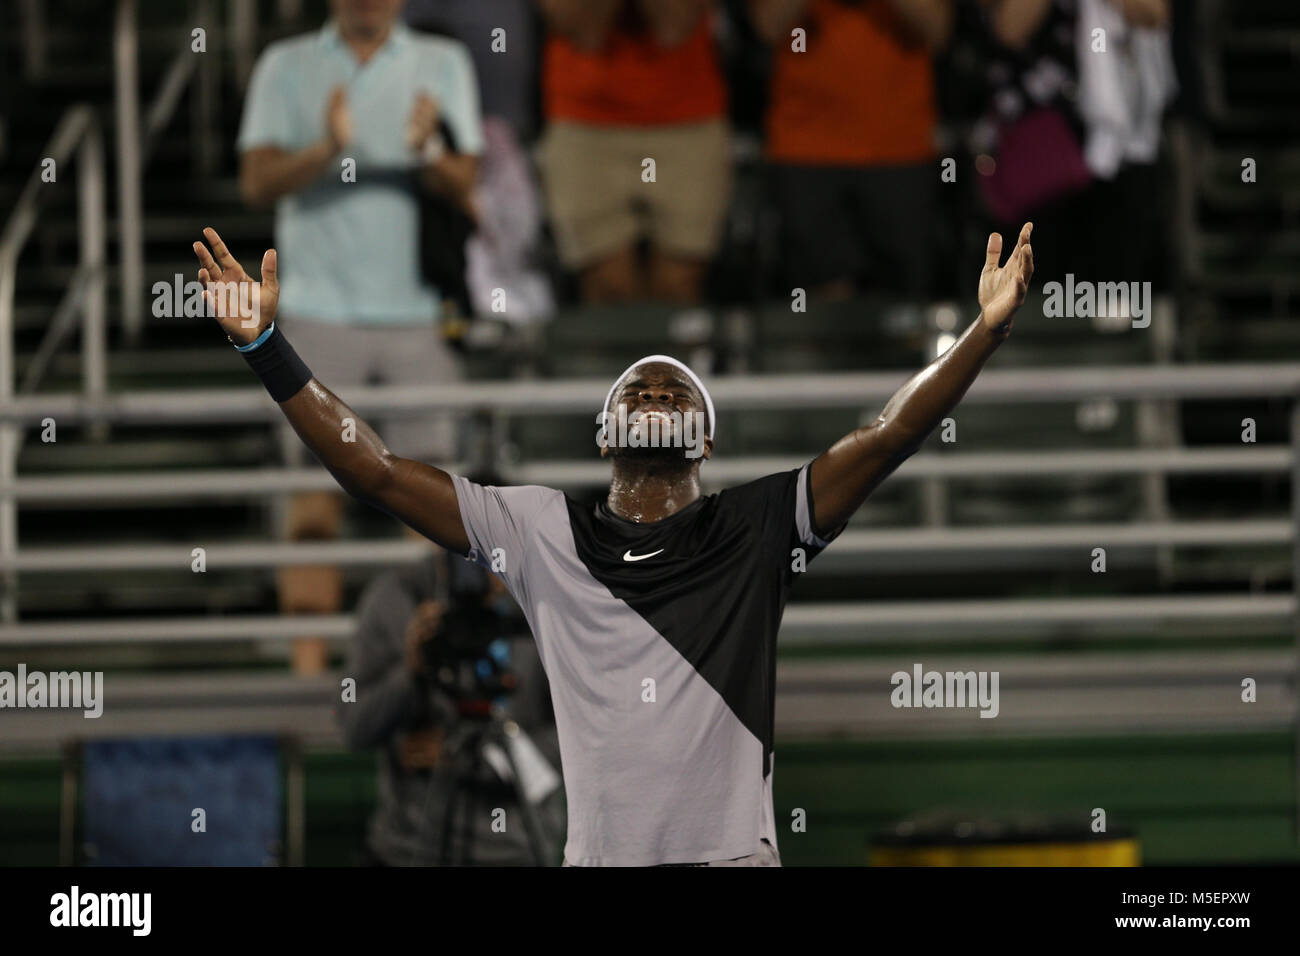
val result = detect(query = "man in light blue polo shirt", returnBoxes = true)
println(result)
[237,0,483,674]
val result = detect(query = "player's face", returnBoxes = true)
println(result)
[602,362,713,463]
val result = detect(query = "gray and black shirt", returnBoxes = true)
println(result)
[452,461,840,866]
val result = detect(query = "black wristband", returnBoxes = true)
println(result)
[239,323,313,402]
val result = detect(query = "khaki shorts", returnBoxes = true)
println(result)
[278,315,462,464]
[538,118,732,268]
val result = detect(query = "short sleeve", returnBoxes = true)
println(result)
[720,462,844,574]
[432,41,484,156]
[794,461,844,551]
[237,45,297,151]
[450,475,558,594]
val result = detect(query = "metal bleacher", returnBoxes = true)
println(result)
[1,0,1298,760]
[1172,0,1300,358]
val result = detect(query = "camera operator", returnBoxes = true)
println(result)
[337,549,563,866]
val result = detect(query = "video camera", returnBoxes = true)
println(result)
[421,553,517,710]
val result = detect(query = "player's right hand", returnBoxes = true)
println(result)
[192,227,279,346]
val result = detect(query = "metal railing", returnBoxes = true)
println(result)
[3,650,1291,757]
[112,0,145,344]
[1,446,1290,504]
[0,519,1289,575]
[111,0,268,342]
[0,593,1291,648]
[4,363,1300,638]
[0,105,107,623]
[1,2,281,619]
[7,362,1300,425]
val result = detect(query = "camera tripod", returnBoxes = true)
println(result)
[412,707,558,867]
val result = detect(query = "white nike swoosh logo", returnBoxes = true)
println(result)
[622,548,664,562]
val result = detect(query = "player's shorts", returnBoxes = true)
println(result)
[562,838,781,868]
[278,314,461,464]
[537,118,732,268]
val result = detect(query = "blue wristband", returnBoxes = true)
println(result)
[234,322,277,353]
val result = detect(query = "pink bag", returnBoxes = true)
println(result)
[979,107,1092,222]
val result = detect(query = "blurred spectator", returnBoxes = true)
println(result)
[404,0,541,143]
[236,0,483,674]
[536,0,732,304]
[973,0,1174,289]
[337,552,563,866]
[751,0,953,301]
[405,1,556,329]
[463,117,556,329]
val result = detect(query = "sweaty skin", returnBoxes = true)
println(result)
[191,222,1033,549]
[808,222,1033,534]
[600,364,714,523]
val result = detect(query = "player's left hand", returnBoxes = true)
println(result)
[978,222,1034,333]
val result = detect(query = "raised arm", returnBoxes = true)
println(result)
[809,223,1034,534]
[192,228,471,554]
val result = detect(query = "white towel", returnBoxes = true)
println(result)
[1076,0,1178,179]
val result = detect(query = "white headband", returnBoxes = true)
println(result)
[602,353,716,441]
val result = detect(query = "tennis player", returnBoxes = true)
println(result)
[192,221,1033,866]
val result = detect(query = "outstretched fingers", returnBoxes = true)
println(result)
[192,241,221,280]
[1016,221,1033,250]
[202,226,240,273]
[984,232,1003,271]
[1011,222,1034,284]
[195,265,223,318]
[1005,221,1032,272]
[260,248,278,290]
[987,223,1033,276]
